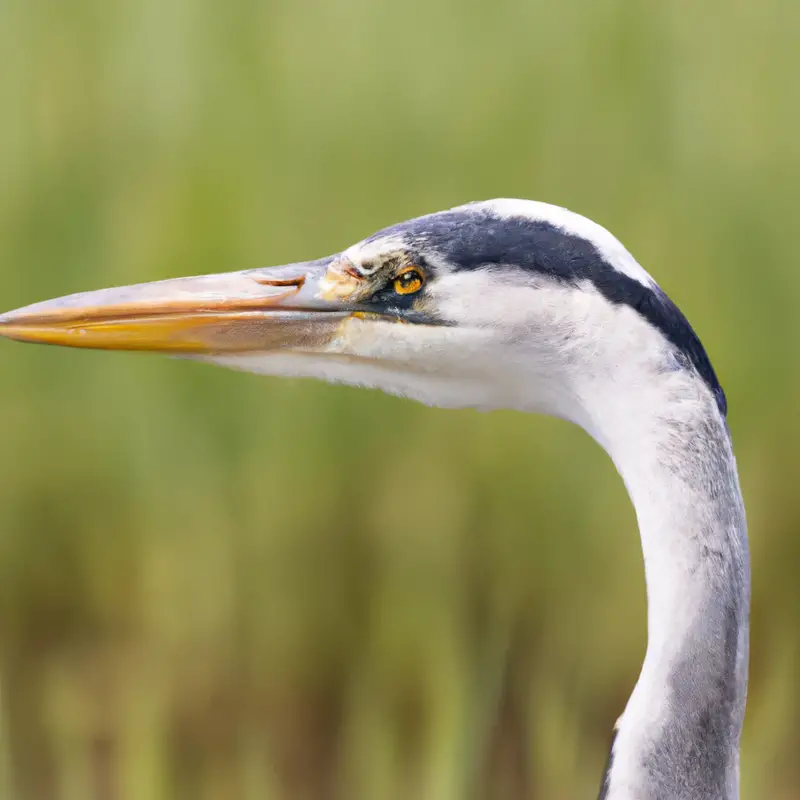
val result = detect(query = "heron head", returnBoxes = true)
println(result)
[0,199,723,420]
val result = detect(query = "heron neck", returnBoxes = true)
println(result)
[590,393,749,800]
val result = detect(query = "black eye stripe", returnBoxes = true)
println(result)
[365,212,726,416]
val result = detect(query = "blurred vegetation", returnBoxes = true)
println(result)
[0,0,798,797]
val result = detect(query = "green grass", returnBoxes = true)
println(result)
[0,0,798,797]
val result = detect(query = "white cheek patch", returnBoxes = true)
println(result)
[197,312,526,411]
[429,269,548,330]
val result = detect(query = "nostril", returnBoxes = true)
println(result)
[250,275,306,289]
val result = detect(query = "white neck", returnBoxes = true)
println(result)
[585,382,749,800]
[209,287,751,799]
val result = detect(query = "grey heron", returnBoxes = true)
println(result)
[0,199,749,799]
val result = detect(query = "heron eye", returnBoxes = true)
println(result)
[393,267,424,296]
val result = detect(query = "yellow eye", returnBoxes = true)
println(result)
[393,267,424,296]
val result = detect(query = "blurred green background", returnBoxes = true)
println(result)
[0,0,798,798]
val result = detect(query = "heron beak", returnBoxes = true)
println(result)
[0,260,356,354]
